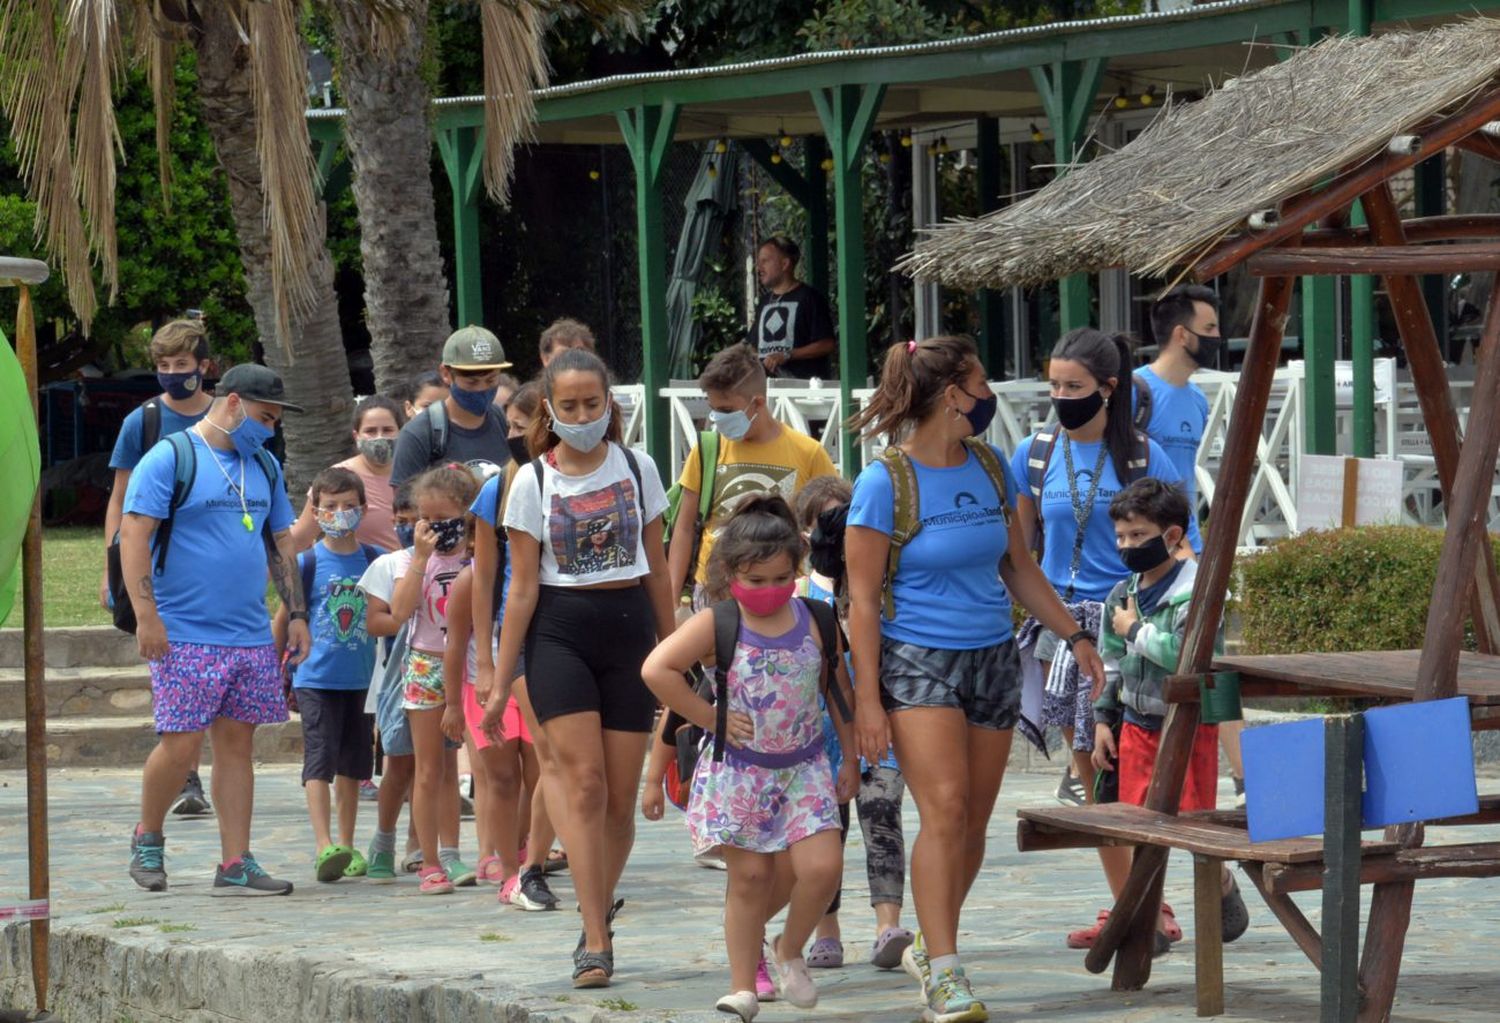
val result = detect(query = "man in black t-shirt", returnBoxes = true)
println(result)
[750,236,836,381]
[391,326,514,488]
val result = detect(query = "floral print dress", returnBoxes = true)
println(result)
[686,598,843,855]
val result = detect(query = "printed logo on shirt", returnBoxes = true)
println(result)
[548,480,641,575]
[425,565,461,635]
[707,462,798,540]
[756,300,800,358]
[320,576,367,647]
[924,490,1004,530]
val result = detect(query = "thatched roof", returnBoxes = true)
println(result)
[901,19,1500,290]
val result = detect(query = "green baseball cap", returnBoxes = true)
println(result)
[442,326,511,370]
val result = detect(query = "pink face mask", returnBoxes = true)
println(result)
[730,579,796,617]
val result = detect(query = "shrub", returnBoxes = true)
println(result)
[1236,525,1493,655]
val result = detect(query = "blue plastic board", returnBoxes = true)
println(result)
[1361,697,1478,827]
[1242,717,1326,843]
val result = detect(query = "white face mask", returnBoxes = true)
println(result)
[546,399,611,453]
[709,403,758,441]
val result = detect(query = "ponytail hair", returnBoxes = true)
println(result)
[526,347,625,457]
[705,494,805,602]
[846,336,979,440]
[1050,327,1138,483]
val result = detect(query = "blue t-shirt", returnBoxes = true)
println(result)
[1134,367,1208,554]
[847,445,1018,650]
[293,542,382,690]
[804,574,896,776]
[109,400,209,471]
[1011,433,1180,604]
[122,432,295,646]
[469,475,513,621]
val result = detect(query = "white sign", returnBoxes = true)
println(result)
[1288,357,1397,406]
[1296,454,1404,532]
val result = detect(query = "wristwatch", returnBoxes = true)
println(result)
[289,610,309,623]
[1064,629,1094,651]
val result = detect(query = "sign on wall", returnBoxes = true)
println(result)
[1296,454,1404,531]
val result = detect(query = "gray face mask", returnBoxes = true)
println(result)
[358,437,395,466]
[546,400,611,453]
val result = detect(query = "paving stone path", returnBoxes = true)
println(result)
[1,761,1498,1021]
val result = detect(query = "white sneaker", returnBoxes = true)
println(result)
[715,990,760,1021]
[770,943,818,1009]
[694,851,728,870]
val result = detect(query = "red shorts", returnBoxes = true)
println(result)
[461,681,532,750]
[1118,720,1220,812]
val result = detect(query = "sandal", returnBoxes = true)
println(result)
[806,936,843,969]
[572,946,614,988]
[1159,902,1183,943]
[544,847,569,874]
[869,926,914,970]
[1222,874,1251,944]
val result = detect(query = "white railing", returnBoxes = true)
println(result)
[625,369,1497,548]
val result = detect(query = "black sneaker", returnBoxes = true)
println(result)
[1056,763,1087,806]
[170,770,213,817]
[509,865,558,911]
[129,828,167,892]
[212,853,294,897]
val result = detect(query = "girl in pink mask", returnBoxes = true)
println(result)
[643,495,859,1021]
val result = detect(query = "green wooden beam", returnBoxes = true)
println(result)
[1347,0,1376,458]
[1302,276,1338,455]
[742,139,812,205]
[618,102,680,467]
[812,83,885,471]
[976,115,1005,373]
[803,137,830,301]
[1032,58,1107,335]
[435,125,485,329]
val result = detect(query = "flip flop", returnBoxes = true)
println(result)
[806,936,843,969]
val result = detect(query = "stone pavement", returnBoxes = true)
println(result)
[2,760,1499,1022]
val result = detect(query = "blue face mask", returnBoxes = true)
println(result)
[157,369,203,401]
[219,406,275,460]
[450,383,497,416]
[395,522,416,548]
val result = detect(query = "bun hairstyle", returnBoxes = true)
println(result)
[411,463,481,511]
[526,347,624,457]
[846,335,979,440]
[705,494,805,602]
[1050,327,1138,484]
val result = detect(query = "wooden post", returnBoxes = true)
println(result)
[1323,714,1364,1023]
[1193,854,1225,1017]
[1363,182,1500,656]
[1088,276,1295,985]
[17,282,49,1013]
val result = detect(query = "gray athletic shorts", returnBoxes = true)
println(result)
[878,637,1022,731]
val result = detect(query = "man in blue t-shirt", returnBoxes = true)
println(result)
[1135,284,1220,555]
[119,364,309,898]
[103,318,217,817]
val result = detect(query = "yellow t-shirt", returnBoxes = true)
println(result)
[678,426,839,585]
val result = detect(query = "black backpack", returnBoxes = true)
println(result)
[298,543,385,608]
[107,432,281,634]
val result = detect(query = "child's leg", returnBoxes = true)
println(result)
[778,830,844,962]
[856,765,907,934]
[376,755,413,833]
[407,709,446,869]
[476,741,523,876]
[722,848,775,993]
[812,803,851,944]
[518,741,540,850]
[464,734,493,860]
[515,681,559,873]
[333,776,359,848]
[305,780,333,852]
[440,746,460,850]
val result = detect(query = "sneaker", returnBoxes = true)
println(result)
[418,866,454,895]
[170,770,212,816]
[1055,763,1086,806]
[902,930,931,998]
[923,966,987,1023]
[498,873,521,904]
[400,850,423,873]
[358,779,379,802]
[366,849,397,884]
[1233,775,1247,809]
[770,947,818,1009]
[478,854,506,885]
[754,955,776,1001]
[444,857,478,887]
[343,848,368,878]
[212,853,293,897]
[1066,909,1111,949]
[128,827,167,892]
[509,865,559,911]
[715,990,760,1021]
[315,844,354,883]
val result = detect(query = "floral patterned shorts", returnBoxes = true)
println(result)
[401,649,447,711]
[148,642,286,734]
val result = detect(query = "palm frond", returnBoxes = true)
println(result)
[244,0,323,356]
[479,0,547,206]
[65,0,127,302]
[132,0,182,212]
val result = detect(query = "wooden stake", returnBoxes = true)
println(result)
[1341,458,1360,529]
[1194,855,1225,1017]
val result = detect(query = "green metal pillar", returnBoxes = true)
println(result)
[976,115,1006,374]
[804,138,831,300]
[1348,0,1376,457]
[1302,277,1339,454]
[812,84,886,471]
[618,102,680,467]
[435,125,485,329]
[1031,58,1107,334]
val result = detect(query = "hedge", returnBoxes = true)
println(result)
[1235,525,1497,655]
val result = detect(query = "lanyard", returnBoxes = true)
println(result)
[1060,433,1109,602]
[197,428,255,532]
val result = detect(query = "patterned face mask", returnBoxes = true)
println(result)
[316,506,363,539]
[429,516,466,554]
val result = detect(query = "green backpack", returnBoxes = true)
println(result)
[663,431,720,599]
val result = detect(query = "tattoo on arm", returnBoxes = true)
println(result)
[135,575,155,603]
[268,541,306,615]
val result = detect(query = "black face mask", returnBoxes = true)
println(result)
[1052,389,1105,431]
[429,516,466,554]
[507,435,529,466]
[1187,329,1224,367]
[960,387,997,436]
[1120,535,1172,574]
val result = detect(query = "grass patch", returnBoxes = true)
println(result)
[157,922,197,934]
[85,901,127,915]
[2,526,111,629]
[477,931,512,943]
[596,998,638,1011]
[112,916,162,929]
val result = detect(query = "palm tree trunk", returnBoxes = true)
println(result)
[192,2,355,496]
[326,0,453,393]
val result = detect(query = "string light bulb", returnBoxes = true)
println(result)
[707,159,718,179]
[1030,122,1045,142]
[588,168,601,181]
[779,132,793,148]
[820,156,834,172]
[770,151,783,164]
[937,137,951,155]
[1140,85,1158,107]
[900,134,913,148]
[1114,87,1130,110]
[878,152,892,164]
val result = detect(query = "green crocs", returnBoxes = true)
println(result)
[343,847,368,878]
[366,849,396,884]
[315,844,354,883]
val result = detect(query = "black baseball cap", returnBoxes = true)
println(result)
[217,364,305,413]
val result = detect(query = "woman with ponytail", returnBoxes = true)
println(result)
[844,337,1104,1023]
[1008,327,1182,952]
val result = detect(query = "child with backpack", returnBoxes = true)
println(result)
[271,467,385,882]
[1090,478,1250,945]
[1009,327,1182,951]
[642,495,859,1021]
